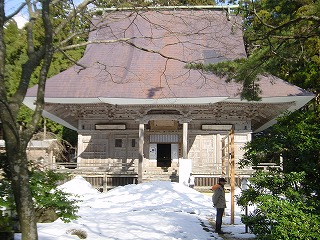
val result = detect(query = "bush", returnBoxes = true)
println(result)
[0,169,80,223]
[30,169,80,223]
[238,171,320,240]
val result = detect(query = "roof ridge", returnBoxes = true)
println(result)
[93,5,240,12]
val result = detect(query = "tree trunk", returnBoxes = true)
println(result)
[7,145,38,240]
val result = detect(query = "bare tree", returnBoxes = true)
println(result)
[0,1,94,239]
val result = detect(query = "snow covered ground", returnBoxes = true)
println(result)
[15,176,256,239]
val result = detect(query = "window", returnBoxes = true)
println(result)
[115,139,122,148]
[131,139,136,148]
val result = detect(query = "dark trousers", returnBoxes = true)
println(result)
[215,208,224,231]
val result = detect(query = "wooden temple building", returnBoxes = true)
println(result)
[24,7,314,191]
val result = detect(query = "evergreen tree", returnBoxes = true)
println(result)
[237,111,320,239]
[190,0,320,104]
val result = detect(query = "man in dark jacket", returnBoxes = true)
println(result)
[212,177,227,234]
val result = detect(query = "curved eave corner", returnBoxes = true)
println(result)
[244,95,315,132]
[43,110,77,131]
[23,97,78,130]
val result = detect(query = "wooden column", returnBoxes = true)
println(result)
[138,123,144,183]
[182,122,188,159]
[230,125,235,225]
[221,135,227,177]
[216,134,222,175]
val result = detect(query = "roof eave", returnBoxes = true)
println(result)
[23,94,315,132]
[23,96,229,105]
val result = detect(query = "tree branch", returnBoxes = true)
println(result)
[24,0,54,139]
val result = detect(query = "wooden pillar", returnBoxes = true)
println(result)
[48,149,54,169]
[230,125,235,225]
[221,135,227,177]
[216,134,220,174]
[138,123,144,183]
[182,122,188,159]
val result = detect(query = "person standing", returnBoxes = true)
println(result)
[212,177,227,234]
[188,173,195,188]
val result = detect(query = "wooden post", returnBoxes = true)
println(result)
[221,136,226,177]
[138,123,144,183]
[43,117,47,139]
[183,122,188,159]
[49,149,54,169]
[216,134,221,175]
[230,125,235,225]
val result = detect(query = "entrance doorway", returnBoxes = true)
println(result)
[157,144,171,167]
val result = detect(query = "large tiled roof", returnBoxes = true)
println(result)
[24,8,314,132]
[27,10,247,102]
[26,9,313,103]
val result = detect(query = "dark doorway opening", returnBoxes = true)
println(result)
[157,144,171,167]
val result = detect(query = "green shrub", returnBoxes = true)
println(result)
[238,171,320,240]
[30,169,80,223]
[0,169,80,223]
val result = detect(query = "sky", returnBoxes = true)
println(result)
[15,176,256,240]
[4,0,80,29]
[5,0,28,28]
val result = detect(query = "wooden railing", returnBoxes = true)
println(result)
[50,162,136,174]
[194,175,242,189]
[43,160,256,192]
[252,162,282,171]
[81,175,137,192]
[49,162,138,191]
